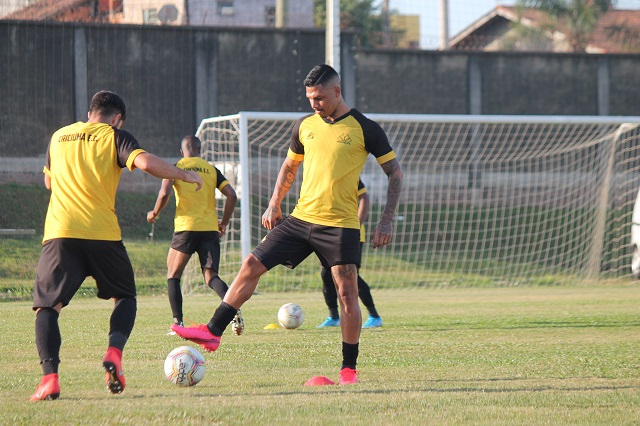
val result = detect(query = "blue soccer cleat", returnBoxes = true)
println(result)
[362,315,382,329]
[316,317,340,328]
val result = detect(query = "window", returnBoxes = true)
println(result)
[217,0,234,16]
[142,8,159,23]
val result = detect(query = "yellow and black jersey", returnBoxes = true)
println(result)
[287,109,395,229]
[42,121,145,242]
[173,156,229,232]
[357,179,367,243]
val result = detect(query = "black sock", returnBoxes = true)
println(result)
[341,341,359,370]
[167,278,182,323]
[328,307,340,320]
[207,276,229,300]
[35,308,61,375]
[357,276,379,318]
[108,297,137,350]
[207,302,237,336]
[321,267,339,319]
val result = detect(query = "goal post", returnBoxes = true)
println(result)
[193,112,640,291]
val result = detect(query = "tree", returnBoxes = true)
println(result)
[313,0,387,48]
[516,0,614,52]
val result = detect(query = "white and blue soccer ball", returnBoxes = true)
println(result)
[278,303,305,329]
[164,346,206,386]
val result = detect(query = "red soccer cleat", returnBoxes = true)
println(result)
[339,367,359,385]
[29,373,60,401]
[170,323,221,352]
[102,347,126,394]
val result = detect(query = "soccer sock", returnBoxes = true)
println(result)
[35,308,61,375]
[357,276,379,318]
[207,302,237,337]
[341,341,359,370]
[167,278,183,323]
[321,267,340,320]
[207,276,229,300]
[108,297,137,351]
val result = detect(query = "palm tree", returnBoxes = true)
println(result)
[516,0,615,52]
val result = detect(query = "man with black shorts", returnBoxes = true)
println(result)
[317,178,382,329]
[170,64,403,385]
[146,135,244,335]
[30,90,202,401]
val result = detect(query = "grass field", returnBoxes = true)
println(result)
[3,286,639,424]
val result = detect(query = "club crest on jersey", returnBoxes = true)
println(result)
[336,133,352,145]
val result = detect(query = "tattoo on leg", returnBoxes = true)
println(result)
[333,264,357,280]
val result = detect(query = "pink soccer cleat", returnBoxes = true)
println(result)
[170,323,221,352]
[30,373,60,401]
[339,367,359,385]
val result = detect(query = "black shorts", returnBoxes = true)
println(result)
[253,216,361,271]
[170,231,221,271]
[33,238,136,310]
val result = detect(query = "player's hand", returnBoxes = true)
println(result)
[147,211,159,223]
[183,170,203,191]
[372,219,393,248]
[261,205,283,230]
[219,222,227,236]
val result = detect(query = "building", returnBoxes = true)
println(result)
[449,6,640,53]
[2,0,314,28]
[390,14,419,49]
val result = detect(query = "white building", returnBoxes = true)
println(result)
[122,0,314,27]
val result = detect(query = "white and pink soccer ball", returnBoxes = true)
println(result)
[278,303,305,329]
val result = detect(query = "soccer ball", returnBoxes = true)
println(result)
[164,346,206,386]
[278,303,305,329]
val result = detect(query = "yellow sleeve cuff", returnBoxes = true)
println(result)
[287,148,304,162]
[376,151,396,165]
[126,149,146,171]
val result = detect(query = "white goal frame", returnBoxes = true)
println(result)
[195,112,640,290]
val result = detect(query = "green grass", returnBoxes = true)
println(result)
[2,287,639,424]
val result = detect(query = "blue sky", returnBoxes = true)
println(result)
[389,0,640,49]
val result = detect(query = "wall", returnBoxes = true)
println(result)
[1,21,639,159]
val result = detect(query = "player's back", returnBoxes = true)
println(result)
[44,121,125,242]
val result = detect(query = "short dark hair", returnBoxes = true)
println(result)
[181,135,201,150]
[304,64,340,87]
[89,90,127,121]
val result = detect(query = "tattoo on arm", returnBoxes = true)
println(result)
[380,159,403,222]
[278,166,296,190]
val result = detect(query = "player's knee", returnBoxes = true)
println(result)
[241,254,267,280]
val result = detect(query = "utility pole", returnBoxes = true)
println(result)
[439,0,449,50]
[276,0,288,28]
[326,0,340,74]
[383,0,391,47]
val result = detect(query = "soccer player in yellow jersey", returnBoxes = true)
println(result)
[30,91,202,401]
[146,135,243,335]
[317,179,382,329]
[171,64,403,385]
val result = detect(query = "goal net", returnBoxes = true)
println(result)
[188,112,640,291]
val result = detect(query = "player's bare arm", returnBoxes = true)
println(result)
[262,157,301,230]
[147,178,173,223]
[373,158,403,248]
[134,152,203,191]
[218,184,237,236]
[358,191,370,225]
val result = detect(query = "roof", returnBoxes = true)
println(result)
[3,0,122,23]
[449,6,640,53]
